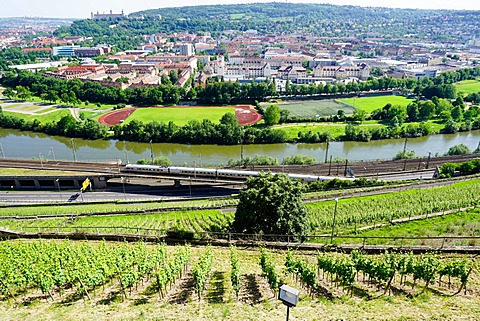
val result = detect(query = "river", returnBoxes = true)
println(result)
[0,128,479,165]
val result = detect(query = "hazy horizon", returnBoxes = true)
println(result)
[1,0,479,19]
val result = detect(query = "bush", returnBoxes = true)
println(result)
[393,150,416,160]
[166,228,195,240]
[282,154,317,165]
[136,156,173,166]
[152,156,173,166]
[439,159,480,177]
[443,120,459,134]
[227,154,278,167]
[445,144,471,156]
[307,177,385,192]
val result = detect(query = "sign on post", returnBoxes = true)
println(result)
[81,178,91,192]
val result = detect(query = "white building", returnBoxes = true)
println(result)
[314,63,370,80]
[52,45,80,56]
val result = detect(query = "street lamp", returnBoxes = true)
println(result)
[55,179,63,200]
[278,284,299,321]
[330,198,339,244]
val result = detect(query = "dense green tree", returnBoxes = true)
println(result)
[406,103,420,122]
[2,87,14,99]
[418,101,436,120]
[353,108,367,123]
[387,104,407,125]
[263,104,281,125]
[451,105,464,122]
[445,144,471,156]
[232,172,310,240]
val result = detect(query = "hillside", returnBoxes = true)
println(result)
[53,2,480,49]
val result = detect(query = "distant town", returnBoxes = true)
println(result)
[1,5,479,93]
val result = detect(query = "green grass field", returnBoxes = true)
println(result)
[272,119,442,140]
[126,107,235,126]
[2,109,72,123]
[352,208,480,239]
[264,100,355,118]
[340,95,413,113]
[454,79,480,94]
[273,121,382,139]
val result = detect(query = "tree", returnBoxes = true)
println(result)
[393,150,416,160]
[353,108,367,124]
[151,156,173,166]
[232,173,310,240]
[263,104,281,126]
[15,86,31,101]
[445,144,471,156]
[451,105,464,122]
[387,104,407,126]
[418,101,435,120]
[406,102,420,122]
[2,87,14,100]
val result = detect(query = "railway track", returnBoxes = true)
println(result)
[0,153,477,178]
[0,158,121,174]
[246,153,480,177]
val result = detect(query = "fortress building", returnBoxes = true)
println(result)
[91,10,125,20]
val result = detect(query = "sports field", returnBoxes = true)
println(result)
[125,107,236,126]
[454,79,480,94]
[340,95,413,113]
[267,100,355,118]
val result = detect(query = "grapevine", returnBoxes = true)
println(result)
[230,245,241,299]
[259,247,281,293]
[192,245,214,300]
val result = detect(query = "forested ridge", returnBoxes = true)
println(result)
[53,3,480,49]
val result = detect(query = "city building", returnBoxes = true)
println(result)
[91,10,125,20]
[52,45,80,56]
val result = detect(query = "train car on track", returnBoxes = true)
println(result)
[122,164,354,182]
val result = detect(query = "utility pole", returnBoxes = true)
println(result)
[403,136,408,154]
[70,138,77,162]
[426,151,432,169]
[328,155,332,176]
[49,146,56,161]
[124,140,129,164]
[324,138,329,163]
[149,140,154,164]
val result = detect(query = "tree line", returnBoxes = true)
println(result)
[3,67,480,107]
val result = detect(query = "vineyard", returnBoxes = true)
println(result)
[1,179,479,247]
[307,179,480,235]
[0,240,478,321]
[0,198,238,218]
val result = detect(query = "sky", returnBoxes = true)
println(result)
[1,0,479,18]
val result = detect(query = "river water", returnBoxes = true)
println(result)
[0,128,479,165]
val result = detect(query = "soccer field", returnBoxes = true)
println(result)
[269,100,355,118]
[125,107,236,126]
[340,95,413,113]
